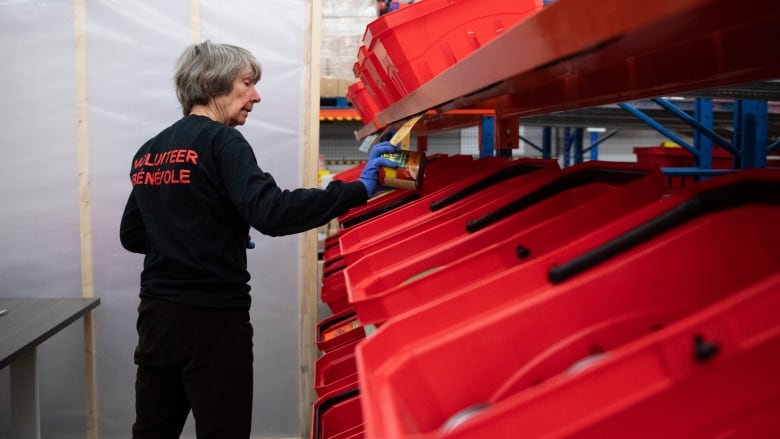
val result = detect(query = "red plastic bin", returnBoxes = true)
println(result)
[321,156,515,287]
[322,149,434,267]
[364,0,543,95]
[316,309,366,353]
[335,154,488,231]
[362,50,403,106]
[633,145,735,168]
[345,81,380,124]
[332,163,365,183]
[321,156,511,268]
[322,156,518,313]
[319,159,558,313]
[355,170,780,438]
[320,273,352,314]
[347,170,780,351]
[327,156,510,253]
[315,340,361,398]
[311,387,364,439]
[345,162,667,325]
[354,46,401,107]
[336,158,560,265]
[359,274,780,438]
[321,159,566,309]
[343,161,665,321]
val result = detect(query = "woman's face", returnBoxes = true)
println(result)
[212,72,261,127]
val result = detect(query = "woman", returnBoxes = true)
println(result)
[120,40,395,438]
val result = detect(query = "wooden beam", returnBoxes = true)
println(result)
[189,0,201,43]
[74,0,98,438]
[300,0,322,437]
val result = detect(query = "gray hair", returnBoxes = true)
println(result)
[174,41,262,116]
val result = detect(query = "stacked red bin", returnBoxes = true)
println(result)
[350,169,780,438]
[313,153,780,437]
[353,46,398,110]
[312,154,563,438]
[320,154,513,313]
[313,157,657,438]
[316,0,780,435]
[351,0,543,118]
[311,386,363,439]
[343,161,669,326]
[312,153,515,439]
[317,160,668,396]
[345,81,380,126]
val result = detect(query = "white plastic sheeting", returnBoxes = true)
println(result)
[0,1,311,437]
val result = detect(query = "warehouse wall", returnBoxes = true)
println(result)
[0,1,312,438]
[320,0,375,95]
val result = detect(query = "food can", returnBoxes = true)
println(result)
[378,150,426,191]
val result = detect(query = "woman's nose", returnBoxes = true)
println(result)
[251,86,261,103]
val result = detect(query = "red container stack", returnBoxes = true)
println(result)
[353,169,780,438]
[360,0,543,99]
[344,161,669,326]
[320,154,510,314]
[633,146,735,169]
[315,340,361,398]
[311,387,364,439]
[345,81,380,125]
[353,46,399,109]
[313,155,780,437]
[313,0,780,435]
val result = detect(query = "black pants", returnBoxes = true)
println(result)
[132,298,253,439]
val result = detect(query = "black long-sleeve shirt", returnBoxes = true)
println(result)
[120,115,367,308]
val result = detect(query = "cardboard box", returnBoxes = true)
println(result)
[320,77,341,97]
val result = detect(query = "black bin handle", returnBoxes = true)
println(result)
[429,162,546,212]
[341,193,420,229]
[312,387,360,439]
[466,167,648,233]
[548,177,780,284]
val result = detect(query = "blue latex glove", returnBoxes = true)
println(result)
[360,156,398,197]
[369,140,398,159]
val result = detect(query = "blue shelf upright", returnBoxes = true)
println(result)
[621,97,772,179]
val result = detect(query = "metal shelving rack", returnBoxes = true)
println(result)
[354,0,780,173]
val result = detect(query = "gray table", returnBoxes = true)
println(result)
[0,297,100,439]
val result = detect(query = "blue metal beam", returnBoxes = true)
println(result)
[694,98,714,170]
[768,138,780,154]
[588,131,600,160]
[660,167,733,177]
[480,116,495,157]
[618,103,696,156]
[542,126,552,160]
[563,127,573,167]
[582,129,620,155]
[519,135,543,154]
[573,128,585,164]
[733,100,768,168]
[652,97,737,156]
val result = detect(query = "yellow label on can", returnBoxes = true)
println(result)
[378,150,422,190]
